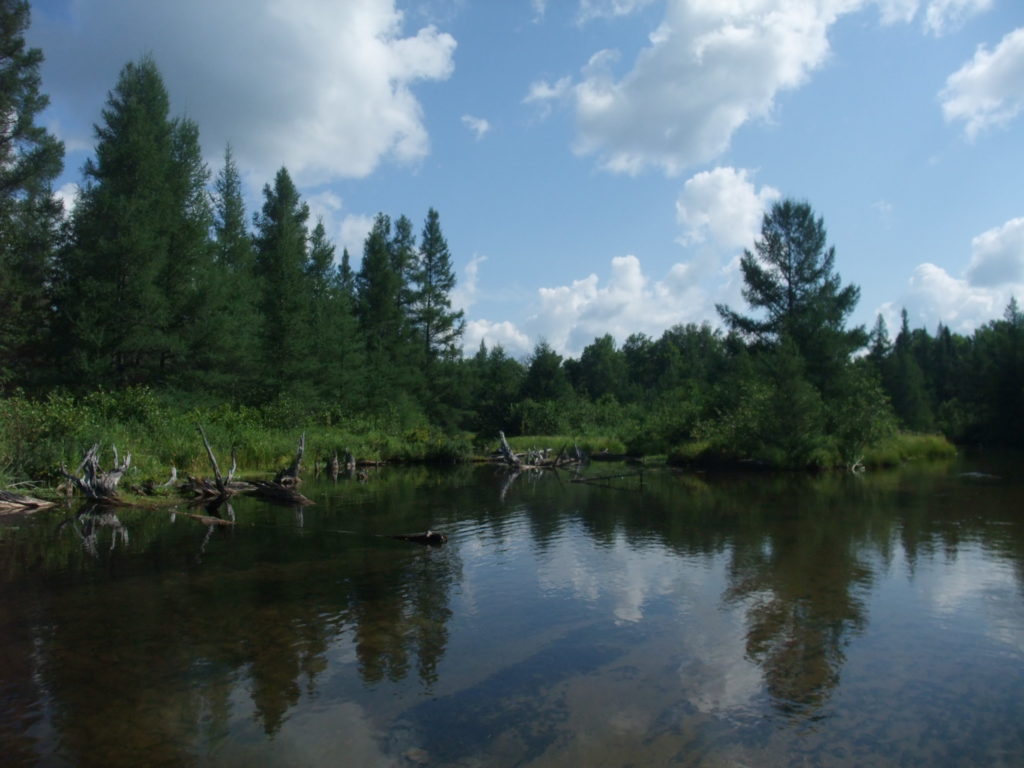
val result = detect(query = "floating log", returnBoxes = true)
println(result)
[59,444,131,502]
[0,490,55,514]
[391,530,448,545]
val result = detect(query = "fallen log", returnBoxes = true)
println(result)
[59,444,131,503]
[0,490,55,514]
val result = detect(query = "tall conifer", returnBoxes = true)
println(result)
[54,56,206,387]
[253,167,311,394]
[0,0,64,390]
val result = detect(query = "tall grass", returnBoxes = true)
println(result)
[0,388,472,484]
[861,433,956,467]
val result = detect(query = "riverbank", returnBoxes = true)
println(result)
[1,388,955,490]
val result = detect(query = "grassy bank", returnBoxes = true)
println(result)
[0,388,472,485]
[1,387,958,488]
[667,431,956,470]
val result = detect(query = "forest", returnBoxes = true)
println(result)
[1,2,1022,483]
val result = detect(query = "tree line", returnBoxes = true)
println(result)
[2,2,1021,467]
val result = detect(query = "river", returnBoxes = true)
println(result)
[1,452,1022,767]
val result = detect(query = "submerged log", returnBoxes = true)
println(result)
[0,490,55,514]
[391,530,448,545]
[60,444,131,502]
[252,480,313,506]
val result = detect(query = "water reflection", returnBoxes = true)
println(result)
[0,456,1022,766]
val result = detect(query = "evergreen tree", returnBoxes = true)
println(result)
[0,0,64,390]
[338,248,355,299]
[973,298,1024,445]
[54,56,204,387]
[867,314,891,367]
[390,214,419,328]
[356,213,405,397]
[163,116,217,389]
[305,217,364,402]
[716,199,865,391]
[520,341,572,402]
[888,309,933,431]
[412,208,464,363]
[252,166,311,395]
[466,342,525,435]
[211,144,260,396]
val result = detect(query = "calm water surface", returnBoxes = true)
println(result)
[1,453,1022,767]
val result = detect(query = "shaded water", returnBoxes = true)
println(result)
[1,453,1023,767]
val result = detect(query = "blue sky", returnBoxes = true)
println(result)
[27,0,1024,357]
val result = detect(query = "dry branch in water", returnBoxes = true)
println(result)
[60,444,131,502]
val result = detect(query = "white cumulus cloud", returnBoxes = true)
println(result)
[878,217,1024,333]
[941,27,1024,140]
[464,319,533,357]
[676,167,780,251]
[562,0,853,176]
[31,0,456,185]
[339,214,376,261]
[526,254,716,356]
[965,217,1024,287]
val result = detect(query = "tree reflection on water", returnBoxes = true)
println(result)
[1,458,1022,766]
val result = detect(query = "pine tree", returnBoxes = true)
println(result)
[390,214,419,328]
[356,214,401,351]
[253,167,311,395]
[53,56,201,387]
[0,0,64,390]
[210,144,260,396]
[163,116,217,389]
[412,208,464,362]
[888,309,933,431]
[716,199,865,392]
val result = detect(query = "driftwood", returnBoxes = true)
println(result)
[184,425,256,500]
[498,430,521,467]
[274,433,305,486]
[60,444,131,502]
[0,490,55,514]
[496,432,582,470]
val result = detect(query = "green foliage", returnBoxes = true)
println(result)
[0,0,64,391]
[253,166,312,393]
[412,208,464,363]
[717,199,865,392]
[52,56,214,389]
[9,44,1015,469]
[861,433,956,467]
